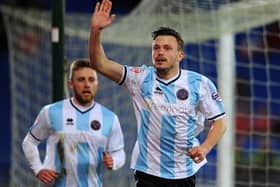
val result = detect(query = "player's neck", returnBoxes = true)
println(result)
[71,97,94,109]
[156,68,180,81]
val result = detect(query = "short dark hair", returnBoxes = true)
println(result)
[69,58,93,80]
[152,27,184,51]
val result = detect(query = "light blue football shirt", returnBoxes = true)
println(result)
[29,98,124,187]
[120,65,225,179]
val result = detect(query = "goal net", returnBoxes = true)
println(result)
[2,0,280,186]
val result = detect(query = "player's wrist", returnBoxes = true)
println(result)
[91,26,103,33]
[200,143,212,155]
[34,166,44,176]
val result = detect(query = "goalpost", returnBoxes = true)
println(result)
[2,0,280,186]
[217,33,235,187]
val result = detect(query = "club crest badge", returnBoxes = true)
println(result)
[91,120,101,130]
[176,89,189,100]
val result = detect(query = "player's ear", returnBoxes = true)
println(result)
[68,79,73,89]
[178,50,185,61]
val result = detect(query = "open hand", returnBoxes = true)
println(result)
[91,0,116,31]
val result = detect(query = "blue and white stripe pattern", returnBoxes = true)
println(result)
[121,65,225,179]
[29,99,124,187]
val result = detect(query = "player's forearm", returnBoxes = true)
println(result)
[89,27,124,82]
[89,28,107,70]
[110,149,125,170]
[201,118,226,154]
[22,133,43,175]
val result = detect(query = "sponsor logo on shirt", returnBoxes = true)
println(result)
[145,100,189,114]
[91,120,101,130]
[212,92,222,102]
[130,67,143,73]
[56,132,97,143]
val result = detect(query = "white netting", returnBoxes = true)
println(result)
[2,0,280,186]
[3,7,52,186]
[104,0,280,45]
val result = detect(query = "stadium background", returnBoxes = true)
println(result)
[1,0,280,186]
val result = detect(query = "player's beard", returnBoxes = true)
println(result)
[155,65,174,78]
[154,58,176,78]
[156,67,169,76]
[73,88,94,106]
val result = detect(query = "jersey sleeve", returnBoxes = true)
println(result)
[106,115,124,152]
[199,77,225,121]
[22,133,43,175]
[22,105,51,175]
[119,65,149,93]
[29,106,51,141]
[106,115,125,170]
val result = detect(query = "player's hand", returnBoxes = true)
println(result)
[103,151,113,170]
[91,0,116,31]
[36,169,58,184]
[188,146,208,163]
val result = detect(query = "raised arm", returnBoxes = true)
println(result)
[89,0,123,83]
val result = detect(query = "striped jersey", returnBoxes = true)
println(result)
[120,65,225,179]
[28,98,124,187]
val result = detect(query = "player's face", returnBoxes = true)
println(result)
[152,35,184,78]
[68,67,98,106]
